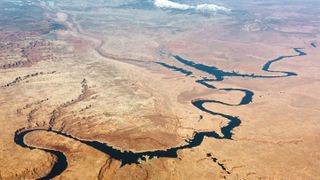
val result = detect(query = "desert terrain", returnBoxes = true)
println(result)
[0,0,319,179]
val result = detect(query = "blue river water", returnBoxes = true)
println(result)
[14,45,311,179]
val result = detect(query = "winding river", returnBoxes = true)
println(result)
[14,129,67,180]
[14,45,311,179]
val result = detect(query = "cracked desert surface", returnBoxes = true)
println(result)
[0,0,319,179]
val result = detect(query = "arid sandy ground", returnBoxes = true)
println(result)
[0,0,319,179]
